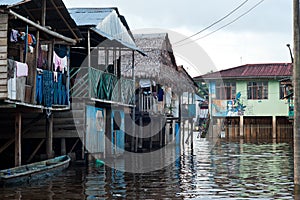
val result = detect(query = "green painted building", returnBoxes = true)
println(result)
[194,63,293,139]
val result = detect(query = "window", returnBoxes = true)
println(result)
[247,81,268,100]
[216,82,236,100]
[280,81,293,99]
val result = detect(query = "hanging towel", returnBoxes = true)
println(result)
[16,61,28,77]
[10,29,19,42]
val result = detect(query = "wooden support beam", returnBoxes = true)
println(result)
[46,112,53,159]
[26,139,45,163]
[190,119,194,149]
[0,114,44,155]
[15,112,22,167]
[0,138,14,154]
[159,117,163,147]
[31,29,39,103]
[61,138,66,155]
[149,118,153,150]
[69,138,80,154]
[272,116,277,139]
[138,116,143,149]
[42,0,46,26]
[8,9,76,44]
[172,120,175,141]
[49,0,79,41]
[131,51,136,152]
[240,115,244,137]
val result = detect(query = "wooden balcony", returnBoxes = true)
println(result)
[70,67,134,106]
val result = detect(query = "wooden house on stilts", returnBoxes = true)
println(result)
[67,8,144,159]
[0,0,82,168]
[122,33,197,151]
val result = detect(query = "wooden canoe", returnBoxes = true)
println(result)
[0,155,71,186]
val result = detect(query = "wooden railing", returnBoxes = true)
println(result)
[70,67,134,105]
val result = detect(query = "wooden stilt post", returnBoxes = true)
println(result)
[159,116,163,147]
[294,0,300,188]
[61,138,66,155]
[46,111,53,159]
[15,112,22,167]
[139,116,143,149]
[172,120,176,141]
[131,51,136,152]
[240,115,244,138]
[272,116,277,139]
[190,119,194,149]
[149,117,153,151]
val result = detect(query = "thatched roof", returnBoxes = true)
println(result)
[121,33,196,93]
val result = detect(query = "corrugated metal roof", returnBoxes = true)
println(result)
[68,8,114,27]
[3,0,82,40]
[196,63,292,80]
[69,7,142,53]
[0,0,22,6]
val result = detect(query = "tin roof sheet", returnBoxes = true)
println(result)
[2,0,82,40]
[0,0,23,6]
[195,63,292,80]
[68,8,115,27]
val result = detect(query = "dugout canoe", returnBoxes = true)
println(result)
[0,155,71,186]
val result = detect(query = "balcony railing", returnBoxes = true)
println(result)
[7,60,70,109]
[70,67,134,105]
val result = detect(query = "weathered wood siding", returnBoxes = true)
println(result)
[0,14,8,99]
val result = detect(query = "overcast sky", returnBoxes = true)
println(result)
[63,0,293,77]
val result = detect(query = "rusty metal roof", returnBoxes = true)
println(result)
[195,63,292,80]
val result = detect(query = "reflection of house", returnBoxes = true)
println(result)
[122,33,197,151]
[194,63,293,139]
[0,0,81,167]
[68,8,143,158]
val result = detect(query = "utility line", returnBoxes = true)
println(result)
[173,0,249,45]
[174,0,265,47]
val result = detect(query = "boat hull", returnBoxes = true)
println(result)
[0,155,70,186]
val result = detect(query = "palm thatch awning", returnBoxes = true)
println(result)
[121,33,196,93]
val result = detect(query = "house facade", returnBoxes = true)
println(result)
[0,0,81,167]
[67,7,143,158]
[194,63,293,139]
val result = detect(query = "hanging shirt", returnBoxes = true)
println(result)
[60,56,67,72]
[27,34,33,46]
[10,29,18,42]
[53,51,62,72]
[15,61,28,77]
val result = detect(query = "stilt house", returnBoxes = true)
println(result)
[0,0,81,167]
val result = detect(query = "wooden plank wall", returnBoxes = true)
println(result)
[223,117,293,140]
[0,14,8,99]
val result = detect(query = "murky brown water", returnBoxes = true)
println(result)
[0,137,294,199]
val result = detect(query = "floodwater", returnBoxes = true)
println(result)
[0,135,295,199]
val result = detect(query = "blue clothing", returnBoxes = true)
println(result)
[43,70,53,108]
[36,73,43,104]
[158,88,164,101]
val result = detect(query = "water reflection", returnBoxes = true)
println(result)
[0,137,294,199]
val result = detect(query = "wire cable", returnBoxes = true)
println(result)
[174,0,265,47]
[173,0,249,45]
